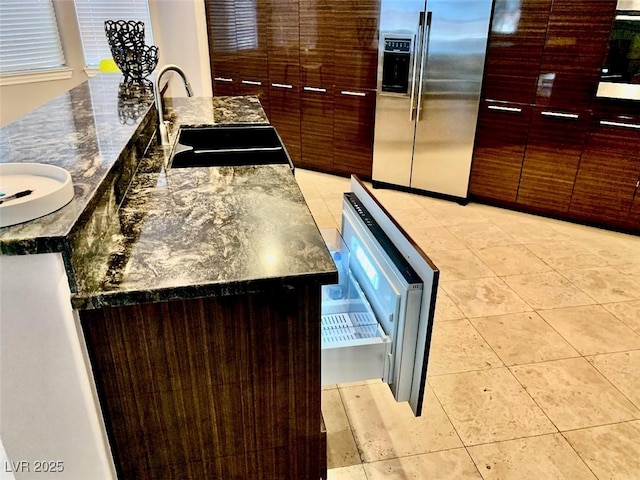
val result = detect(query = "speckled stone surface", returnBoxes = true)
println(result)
[71,162,337,309]
[1,74,336,308]
[0,76,156,254]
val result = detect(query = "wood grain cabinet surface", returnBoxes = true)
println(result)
[569,108,640,231]
[469,101,533,203]
[482,0,552,105]
[80,287,327,479]
[516,107,590,213]
[205,0,379,180]
[471,0,640,232]
[535,0,616,110]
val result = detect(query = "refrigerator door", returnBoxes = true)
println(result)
[372,0,427,187]
[410,0,492,197]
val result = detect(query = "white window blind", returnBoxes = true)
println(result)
[0,0,66,74]
[74,0,154,68]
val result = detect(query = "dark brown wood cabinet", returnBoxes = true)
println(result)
[333,89,376,178]
[206,0,238,96]
[570,112,640,230]
[205,0,379,180]
[469,101,533,203]
[629,195,640,231]
[517,107,590,213]
[482,0,552,104]
[300,86,334,172]
[80,287,327,479]
[333,0,379,90]
[470,0,640,232]
[270,83,302,163]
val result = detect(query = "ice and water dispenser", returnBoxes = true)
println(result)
[382,37,412,94]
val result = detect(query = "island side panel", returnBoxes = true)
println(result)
[78,284,325,479]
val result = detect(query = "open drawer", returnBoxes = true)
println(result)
[319,177,440,417]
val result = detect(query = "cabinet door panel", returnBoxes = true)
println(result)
[333,89,376,179]
[570,119,640,223]
[235,0,270,82]
[628,196,640,232]
[470,102,533,203]
[270,84,301,164]
[517,107,590,212]
[300,0,334,87]
[300,88,334,171]
[535,0,616,109]
[266,0,300,85]
[205,0,238,91]
[333,0,379,90]
[482,0,552,104]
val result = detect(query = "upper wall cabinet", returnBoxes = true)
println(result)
[535,0,617,110]
[266,0,301,85]
[333,0,379,90]
[206,0,238,96]
[205,0,380,180]
[299,0,335,89]
[481,0,552,104]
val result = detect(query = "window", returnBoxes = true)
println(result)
[0,0,66,75]
[74,0,154,68]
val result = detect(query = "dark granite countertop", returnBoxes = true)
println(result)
[1,75,336,309]
[0,76,156,254]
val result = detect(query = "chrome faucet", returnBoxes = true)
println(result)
[154,64,194,145]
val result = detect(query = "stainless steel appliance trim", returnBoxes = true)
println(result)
[303,86,327,92]
[214,77,233,82]
[341,91,366,97]
[600,120,640,129]
[241,80,262,86]
[488,105,523,113]
[540,111,580,119]
[409,20,423,121]
[416,11,431,122]
[271,83,293,89]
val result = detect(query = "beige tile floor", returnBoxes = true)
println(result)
[294,169,640,480]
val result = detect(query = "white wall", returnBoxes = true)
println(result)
[149,0,213,97]
[0,0,212,127]
[0,253,116,479]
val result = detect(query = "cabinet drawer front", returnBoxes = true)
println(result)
[269,85,301,163]
[470,102,533,203]
[569,119,640,223]
[333,89,375,178]
[517,107,590,212]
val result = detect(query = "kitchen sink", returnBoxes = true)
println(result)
[170,125,294,170]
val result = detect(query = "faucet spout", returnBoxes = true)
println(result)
[154,64,194,145]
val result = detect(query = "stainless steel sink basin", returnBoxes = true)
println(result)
[170,125,294,170]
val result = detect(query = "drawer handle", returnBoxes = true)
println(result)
[487,105,522,113]
[214,77,233,82]
[600,120,640,130]
[272,83,293,89]
[540,111,579,119]
[241,80,262,86]
[341,90,366,97]
[303,86,327,93]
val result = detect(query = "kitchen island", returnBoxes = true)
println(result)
[0,75,337,479]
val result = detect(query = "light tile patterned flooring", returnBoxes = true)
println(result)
[294,169,640,480]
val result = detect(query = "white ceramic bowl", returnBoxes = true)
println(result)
[0,163,74,228]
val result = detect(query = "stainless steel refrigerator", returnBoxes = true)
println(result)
[372,0,493,199]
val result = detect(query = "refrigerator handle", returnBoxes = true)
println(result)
[409,12,425,121]
[416,11,432,122]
